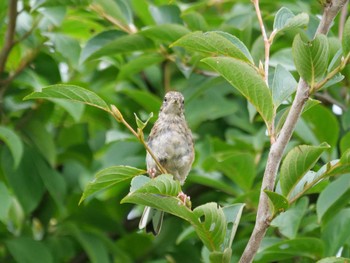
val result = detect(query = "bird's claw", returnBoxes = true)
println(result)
[177,191,191,208]
[148,168,157,178]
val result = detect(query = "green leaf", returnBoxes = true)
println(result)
[118,54,164,79]
[172,31,253,63]
[120,88,162,114]
[0,126,23,168]
[222,204,245,251]
[295,104,339,153]
[292,34,329,87]
[92,0,130,25]
[322,208,350,256]
[122,175,227,252]
[193,203,226,252]
[279,143,330,199]
[6,237,53,263]
[271,64,297,108]
[50,99,85,122]
[317,173,350,224]
[80,166,146,204]
[149,4,182,24]
[86,33,155,61]
[2,147,45,214]
[342,16,350,54]
[181,12,208,31]
[140,24,191,43]
[276,98,321,134]
[80,30,127,63]
[65,223,110,263]
[273,7,309,32]
[24,84,110,112]
[271,197,308,239]
[214,152,256,191]
[46,33,81,67]
[317,257,350,263]
[24,119,56,166]
[0,182,12,223]
[134,112,154,131]
[265,190,289,216]
[202,57,274,128]
[188,171,236,196]
[255,238,324,262]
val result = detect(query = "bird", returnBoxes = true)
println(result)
[139,91,195,235]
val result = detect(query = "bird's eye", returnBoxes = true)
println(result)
[182,99,185,105]
[164,97,168,102]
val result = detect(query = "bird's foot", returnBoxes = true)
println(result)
[177,191,191,208]
[148,168,157,178]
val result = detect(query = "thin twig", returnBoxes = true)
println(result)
[0,0,18,76]
[110,105,168,175]
[238,1,348,262]
[338,0,349,39]
[252,0,269,84]
[89,4,136,33]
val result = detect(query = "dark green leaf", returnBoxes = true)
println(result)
[0,126,23,168]
[2,148,45,214]
[322,208,350,256]
[66,223,110,263]
[6,237,53,263]
[255,238,323,262]
[0,182,12,223]
[317,173,350,224]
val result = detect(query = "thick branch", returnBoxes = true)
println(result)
[316,0,349,35]
[238,1,347,262]
[0,0,18,76]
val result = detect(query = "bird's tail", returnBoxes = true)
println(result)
[139,206,164,235]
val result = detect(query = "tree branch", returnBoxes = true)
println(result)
[0,0,18,76]
[238,1,348,262]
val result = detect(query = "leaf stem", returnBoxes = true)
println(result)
[314,52,350,91]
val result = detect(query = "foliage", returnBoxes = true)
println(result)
[1,0,350,262]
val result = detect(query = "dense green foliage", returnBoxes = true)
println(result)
[1,0,350,262]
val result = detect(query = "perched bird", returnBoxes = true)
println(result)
[139,91,195,235]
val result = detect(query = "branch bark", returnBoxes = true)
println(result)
[238,1,348,262]
[0,0,18,76]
